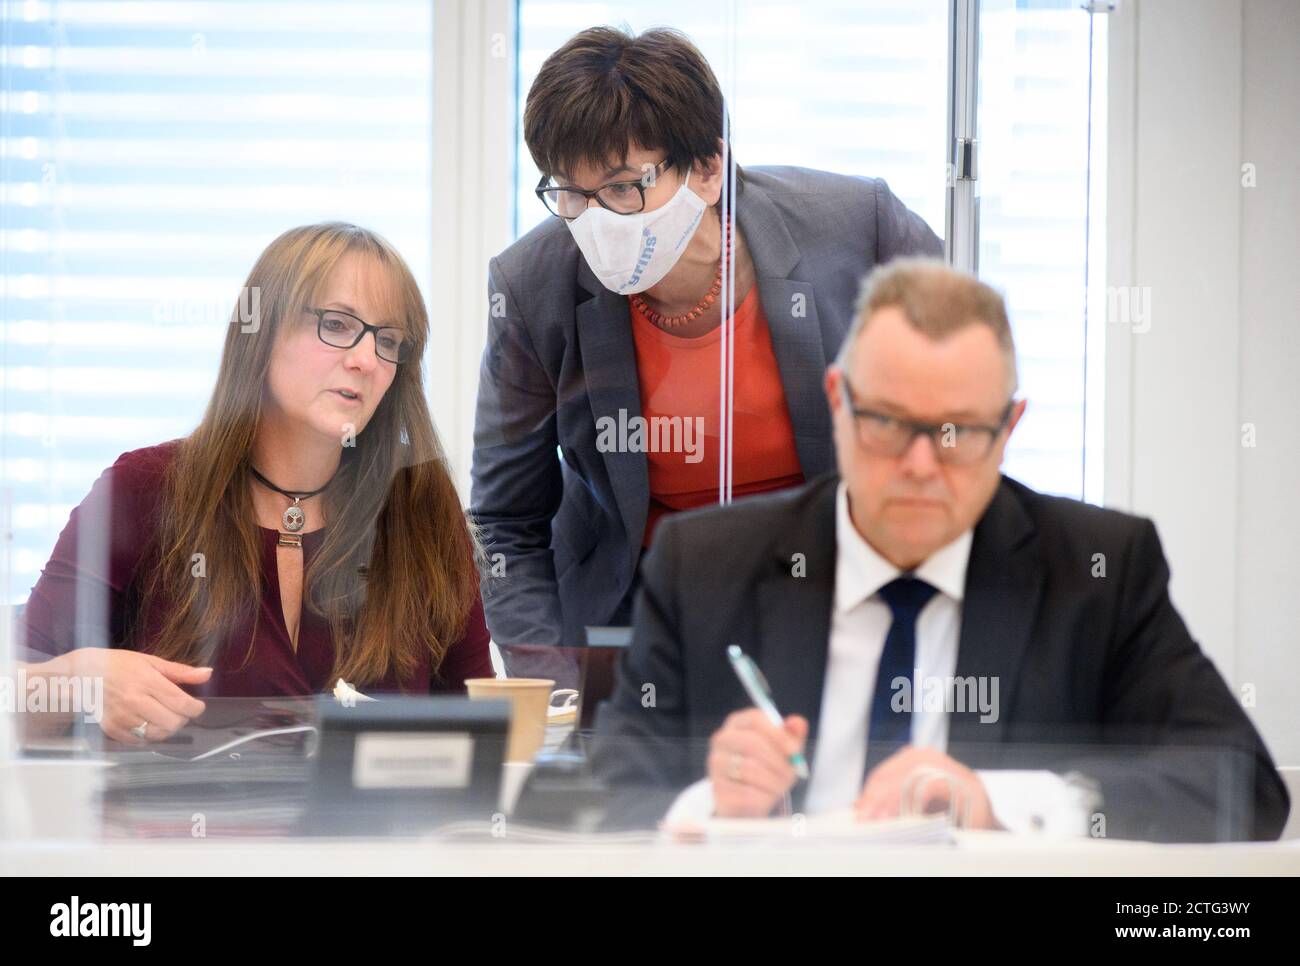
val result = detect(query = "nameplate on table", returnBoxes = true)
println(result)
[352,732,473,789]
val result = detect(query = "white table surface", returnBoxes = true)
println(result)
[4,833,1299,876]
[4,757,1297,876]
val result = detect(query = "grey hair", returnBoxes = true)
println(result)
[834,258,1019,396]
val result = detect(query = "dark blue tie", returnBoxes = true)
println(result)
[865,575,938,778]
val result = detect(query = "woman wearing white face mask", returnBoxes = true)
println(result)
[471,26,942,652]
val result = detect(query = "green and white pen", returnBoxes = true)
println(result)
[726,645,811,780]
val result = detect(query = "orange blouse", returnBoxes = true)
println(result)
[630,286,805,547]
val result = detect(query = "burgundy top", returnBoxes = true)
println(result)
[20,441,493,697]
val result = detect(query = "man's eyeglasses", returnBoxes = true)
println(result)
[536,159,672,220]
[307,308,411,364]
[839,373,1014,465]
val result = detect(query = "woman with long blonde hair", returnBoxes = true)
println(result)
[18,223,490,743]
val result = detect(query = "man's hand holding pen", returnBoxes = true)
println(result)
[707,715,1002,828]
[707,708,810,817]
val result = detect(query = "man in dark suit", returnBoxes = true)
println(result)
[592,259,1289,841]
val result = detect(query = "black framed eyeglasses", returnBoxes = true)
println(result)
[535,159,672,220]
[307,308,412,364]
[840,373,1014,465]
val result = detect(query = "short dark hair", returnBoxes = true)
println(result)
[523,26,731,182]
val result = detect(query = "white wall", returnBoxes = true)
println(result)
[1236,0,1300,767]
[1107,0,1300,764]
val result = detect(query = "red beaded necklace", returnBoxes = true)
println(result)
[630,219,733,330]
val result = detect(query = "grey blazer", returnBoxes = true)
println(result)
[470,166,942,646]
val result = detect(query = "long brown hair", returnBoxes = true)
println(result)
[136,223,478,686]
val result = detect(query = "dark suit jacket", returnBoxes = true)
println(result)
[469,166,941,647]
[591,474,1290,841]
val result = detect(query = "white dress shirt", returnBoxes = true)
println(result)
[803,482,970,811]
[665,484,1090,835]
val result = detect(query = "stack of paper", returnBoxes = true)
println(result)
[664,809,952,846]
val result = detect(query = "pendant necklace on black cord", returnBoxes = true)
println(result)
[249,465,338,548]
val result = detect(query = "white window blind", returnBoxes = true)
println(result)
[516,0,948,240]
[0,0,434,604]
[979,0,1106,501]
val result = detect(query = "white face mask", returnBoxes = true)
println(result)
[565,169,708,295]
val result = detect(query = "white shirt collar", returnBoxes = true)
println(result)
[833,482,973,613]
